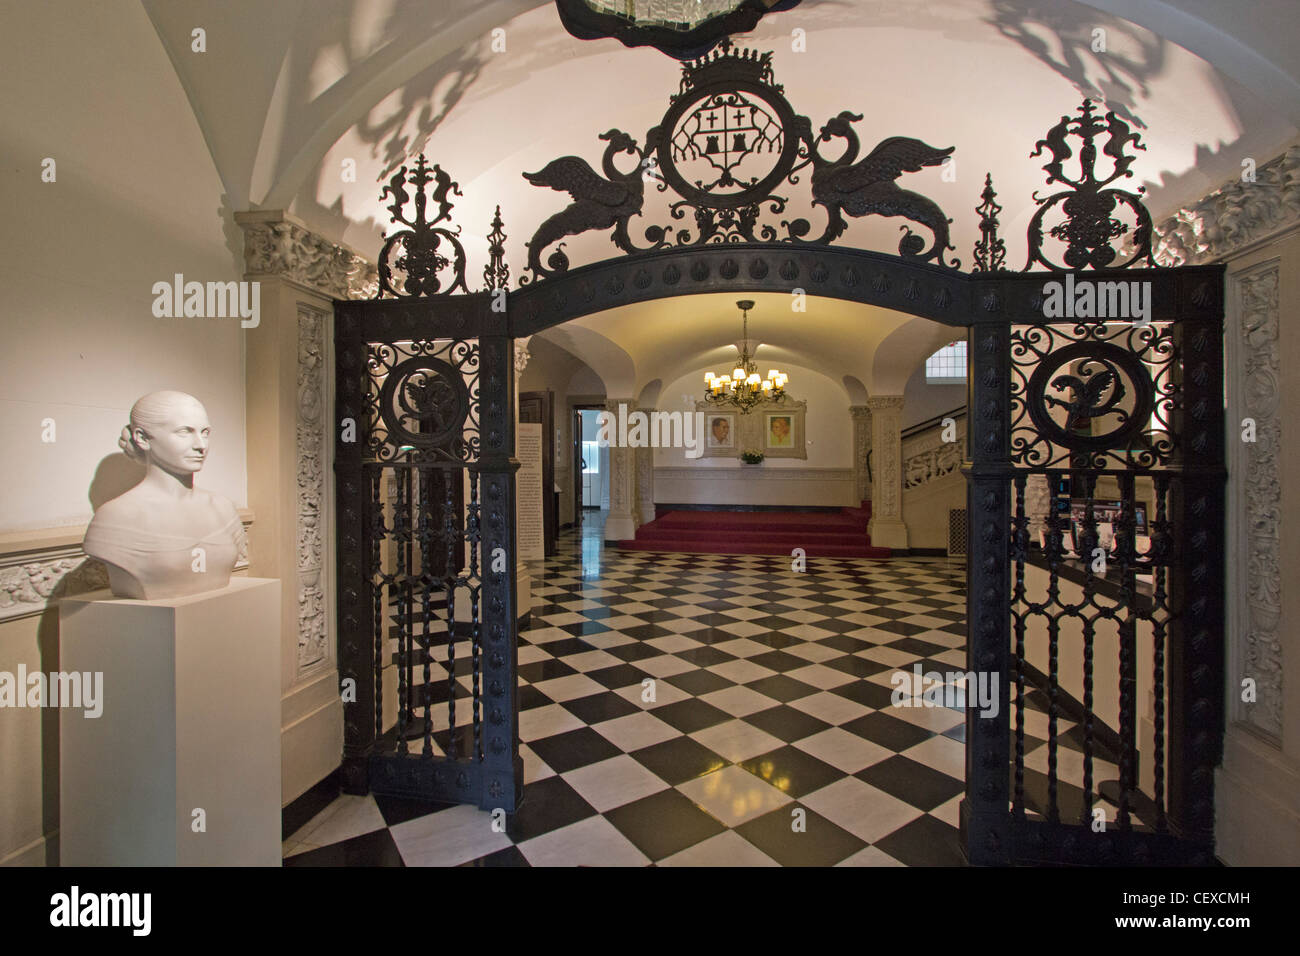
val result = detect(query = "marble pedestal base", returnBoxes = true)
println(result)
[58,578,281,866]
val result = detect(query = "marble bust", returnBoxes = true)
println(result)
[83,391,245,599]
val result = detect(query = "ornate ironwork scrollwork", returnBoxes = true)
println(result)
[1023,100,1159,271]
[972,173,1006,272]
[1009,322,1176,469]
[806,112,956,265]
[365,338,480,463]
[519,130,649,283]
[377,156,470,297]
[483,205,509,292]
[520,39,958,280]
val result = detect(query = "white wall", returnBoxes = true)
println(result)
[901,360,967,431]
[0,1,247,532]
[0,1,247,866]
[653,363,854,506]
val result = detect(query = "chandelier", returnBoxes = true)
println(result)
[704,300,788,414]
[581,1,748,29]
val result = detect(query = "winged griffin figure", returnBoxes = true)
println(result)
[1044,362,1127,432]
[521,130,647,281]
[808,111,957,266]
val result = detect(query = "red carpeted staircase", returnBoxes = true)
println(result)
[617,502,890,558]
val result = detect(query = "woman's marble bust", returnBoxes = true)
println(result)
[83,391,245,600]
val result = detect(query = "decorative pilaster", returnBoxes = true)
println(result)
[865,395,907,548]
[235,209,368,803]
[636,410,656,526]
[295,305,329,673]
[1148,142,1295,746]
[605,398,638,541]
[1146,139,1299,866]
[849,405,872,503]
[1234,264,1282,740]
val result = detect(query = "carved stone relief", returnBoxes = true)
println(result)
[867,396,905,521]
[296,306,330,673]
[1149,141,1300,744]
[0,522,252,624]
[849,405,872,502]
[605,399,636,521]
[1236,264,1282,739]
[1154,144,1300,267]
[238,212,379,300]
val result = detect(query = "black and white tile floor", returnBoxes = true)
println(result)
[283,518,1109,865]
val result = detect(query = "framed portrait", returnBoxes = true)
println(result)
[692,400,806,459]
[765,413,795,449]
[754,400,806,459]
[698,411,736,458]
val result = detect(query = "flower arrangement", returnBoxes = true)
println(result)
[740,448,765,464]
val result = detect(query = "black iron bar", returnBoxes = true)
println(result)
[1011,474,1028,817]
[1044,468,1062,823]
[444,472,458,759]
[1116,472,1138,830]
[1080,473,1099,823]
[1152,474,1170,832]
[396,467,411,755]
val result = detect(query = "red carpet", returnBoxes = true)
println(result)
[617,503,890,558]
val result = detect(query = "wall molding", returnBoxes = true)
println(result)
[0,514,254,624]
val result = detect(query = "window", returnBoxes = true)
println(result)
[925,340,966,385]
[582,440,601,473]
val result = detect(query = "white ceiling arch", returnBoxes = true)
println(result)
[533,290,954,402]
[871,318,964,396]
[142,0,1300,256]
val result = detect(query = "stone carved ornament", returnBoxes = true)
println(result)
[296,307,329,672]
[850,407,872,502]
[0,536,252,623]
[241,217,379,300]
[1149,140,1298,741]
[1154,144,1300,266]
[604,400,635,516]
[1238,266,1282,739]
[867,397,904,520]
[0,556,109,617]
[903,433,966,489]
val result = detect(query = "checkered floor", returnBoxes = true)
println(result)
[283,518,1140,863]
[284,516,988,865]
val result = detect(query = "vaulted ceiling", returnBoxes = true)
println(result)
[140,0,1299,397]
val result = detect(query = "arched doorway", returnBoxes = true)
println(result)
[332,42,1225,866]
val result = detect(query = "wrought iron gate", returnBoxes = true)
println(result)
[960,102,1226,864]
[962,278,1225,865]
[334,164,523,809]
[330,40,1226,863]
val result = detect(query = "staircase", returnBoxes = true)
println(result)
[617,502,891,558]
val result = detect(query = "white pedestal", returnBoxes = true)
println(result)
[59,577,281,866]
